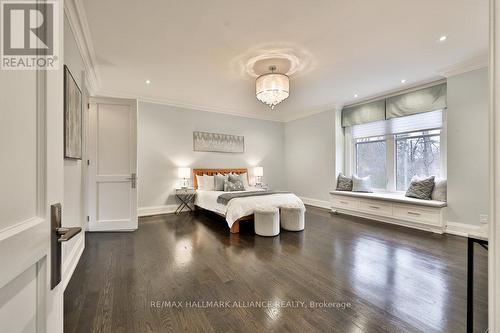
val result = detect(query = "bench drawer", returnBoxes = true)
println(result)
[332,196,358,210]
[393,205,441,226]
[358,199,393,217]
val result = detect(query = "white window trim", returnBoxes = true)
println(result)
[345,111,447,193]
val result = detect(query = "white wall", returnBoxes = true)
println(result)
[62,14,86,266]
[283,110,336,205]
[137,102,285,209]
[447,67,489,226]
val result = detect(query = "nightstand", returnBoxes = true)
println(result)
[175,188,196,214]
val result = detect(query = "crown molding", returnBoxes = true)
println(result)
[97,88,285,122]
[438,54,489,77]
[64,0,101,95]
[281,103,339,122]
[98,88,342,123]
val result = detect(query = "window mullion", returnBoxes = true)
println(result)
[386,135,396,192]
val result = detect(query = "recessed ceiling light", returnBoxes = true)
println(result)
[401,79,407,84]
[354,94,358,98]
[439,35,447,42]
[145,80,151,84]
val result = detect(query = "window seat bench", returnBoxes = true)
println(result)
[329,190,447,234]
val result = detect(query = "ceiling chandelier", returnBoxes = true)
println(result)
[255,65,289,109]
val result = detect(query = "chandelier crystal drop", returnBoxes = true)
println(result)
[255,66,289,109]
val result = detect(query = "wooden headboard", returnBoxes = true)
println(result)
[192,168,248,189]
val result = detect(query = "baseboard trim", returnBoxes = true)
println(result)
[62,233,85,290]
[138,205,178,217]
[446,221,488,239]
[300,197,331,210]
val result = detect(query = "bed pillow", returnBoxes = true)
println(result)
[224,180,244,191]
[336,173,353,191]
[239,173,250,189]
[228,173,240,182]
[197,175,215,191]
[227,173,250,189]
[432,178,447,202]
[214,173,228,191]
[405,176,435,200]
[352,175,373,193]
[196,174,205,189]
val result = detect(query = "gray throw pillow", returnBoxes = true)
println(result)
[224,180,244,191]
[405,176,435,200]
[352,175,373,193]
[228,173,240,182]
[336,173,353,191]
[214,173,228,191]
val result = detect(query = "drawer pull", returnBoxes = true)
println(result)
[369,205,380,209]
[407,211,421,216]
[339,201,349,204]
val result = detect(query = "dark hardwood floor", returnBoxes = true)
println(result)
[64,208,488,333]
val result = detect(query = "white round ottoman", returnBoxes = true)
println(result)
[254,207,280,237]
[280,205,305,231]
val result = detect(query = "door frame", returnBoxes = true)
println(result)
[87,97,138,232]
[490,1,499,331]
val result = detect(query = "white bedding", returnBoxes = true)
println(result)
[194,189,306,228]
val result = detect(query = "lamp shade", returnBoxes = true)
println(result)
[253,166,263,177]
[178,167,191,179]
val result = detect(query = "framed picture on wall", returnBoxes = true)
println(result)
[64,65,82,160]
[193,131,244,153]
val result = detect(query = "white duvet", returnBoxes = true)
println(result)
[194,189,306,228]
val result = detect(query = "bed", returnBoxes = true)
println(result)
[193,168,306,233]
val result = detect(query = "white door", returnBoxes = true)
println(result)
[88,98,138,231]
[0,35,65,333]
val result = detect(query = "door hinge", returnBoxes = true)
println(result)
[87,159,90,166]
[87,103,90,109]
[86,216,89,222]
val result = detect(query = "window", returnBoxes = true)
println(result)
[355,137,386,189]
[349,110,445,192]
[396,130,441,190]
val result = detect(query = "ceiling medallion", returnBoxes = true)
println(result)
[255,65,290,110]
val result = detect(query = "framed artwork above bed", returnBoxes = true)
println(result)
[193,131,244,153]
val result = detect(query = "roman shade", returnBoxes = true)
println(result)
[341,100,386,127]
[351,110,443,139]
[386,83,447,119]
[341,82,447,127]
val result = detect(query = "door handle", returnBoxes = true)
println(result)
[57,227,82,242]
[51,203,83,289]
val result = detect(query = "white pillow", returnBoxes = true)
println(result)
[352,175,373,193]
[432,178,447,202]
[197,175,215,191]
[196,174,204,189]
[204,175,215,191]
[240,172,250,189]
